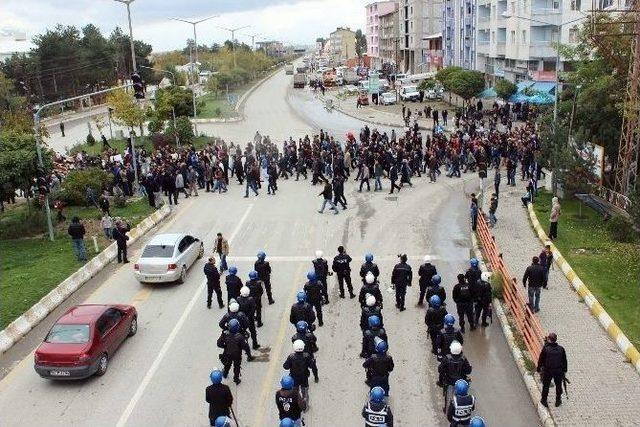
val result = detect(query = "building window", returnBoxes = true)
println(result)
[510,1,515,13]
[410,6,413,15]
[571,0,582,10]
[491,31,495,42]
[522,30,526,43]
[510,30,516,43]
[569,27,578,43]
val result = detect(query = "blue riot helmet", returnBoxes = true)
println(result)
[306,271,316,281]
[257,251,266,260]
[444,314,455,327]
[210,369,223,384]
[470,258,479,268]
[470,416,486,427]
[429,295,441,308]
[365,253,374,262]
[455,379,469,396]
[370,386,385,403]
[228,318,240,334]
[280,375,294,390]
[375,339,388,354]
[368,315,381,328]
[214,416,231,427]
[296,291,306,303]
[228,266,238,275]
[431,274,442,286]
[296,321,308,333]
[249,270,258,280]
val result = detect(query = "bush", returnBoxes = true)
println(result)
[166,116,194,144]
[113,186,126,208]
[151,132,173,149]
[86,133,96,146]
[214,107,222,117]
[148,117,164,134]
[606,214,638,243]
[495,79,517,101]
[58,168,112,206]
[490,270,504,300]
[0,208,47,239]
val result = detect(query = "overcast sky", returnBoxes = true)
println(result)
[1,0,370,52]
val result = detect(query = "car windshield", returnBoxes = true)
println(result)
[45,324,90,344]
[404,86,417,92]
[142,244,175,258]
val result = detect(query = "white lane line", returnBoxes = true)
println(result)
[116,204,254,427]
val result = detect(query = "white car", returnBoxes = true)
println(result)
[400,85,420,102]
[134,233,204,284]
[380,92,397,105]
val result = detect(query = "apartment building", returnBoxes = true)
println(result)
[398,0,444,73]
[329,27,357,64]
[379,6,400,68]
[366,1,398,69]
[442,0,477,69]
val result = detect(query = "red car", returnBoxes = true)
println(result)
[34,304,137,380]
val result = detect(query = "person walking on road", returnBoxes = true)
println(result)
[363,340,394,396]
[522,256,546,313]
[283,340,319,404]
[312,250,331,304]
[549,196,561,240]
[255,251,275,305]
[215,233,229,272]
[391,254,412,311]
[332,246,355,299]
[539,244,554,288]
[112,219,130,263]
[60,121,65,137]
[225,267,243,302]
[68,216,88,262]
[452,274,475,333]
[418,256,438,306]
[362,386,394,427]
[537,332,568,408]
[303,272,325,327]
[204,257,224,309]
[205,369,233,426]
[446,379,476,427]
[318,180,339,214]
[290,291,317,329]
[425,295,448,355]
[276,375,307,425]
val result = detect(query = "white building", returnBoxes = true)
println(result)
[443,0,477,69]
[398,0,444,73]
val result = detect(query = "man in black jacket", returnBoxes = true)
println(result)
[303,272,325,327]
[112,220,130,263]
[217,319,253,384]
[283,340,319,402]
[205,370,233,425]
[474,272,493,327]
[290,291,317,328]
[391,254,412,311]
[523,256,546,313]
[452,274,475,333]
[537,333,568,408]
[317,180,339,214]
[204,257,224,309]
[68,216,87,262]
[276,375,307,423]
[312,250,331,304]
[332,246,355,298]
[254,251,275,305]
[417,257,438,306]
[363,340,394,395]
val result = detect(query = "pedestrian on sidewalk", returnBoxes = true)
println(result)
[68,216,87,262]
[101,213,113,239]
[539,244,554,287]
[469,194,479,231]
[488,193,498,227]
[537,332,568,408]
[493,166,501,198]
[60,121,65,137]
[113,219,131,263]
[522,256,545,312]
[549,197,561,240]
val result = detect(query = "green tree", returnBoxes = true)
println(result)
[355,29,367,65]
[165,116,194,144]
[106,89,145,130]
[0,133,53,197]
[155,86,196,118]
[435,66,463,91]
[444,69,485,104]
[417,78,436,92]
[494,79,517,101]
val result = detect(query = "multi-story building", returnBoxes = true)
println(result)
[329,27,357,64]
[398,0,444,73]
[442,0,477,70]
[379,6,400,69]
[256,40,285,57]
[366,1,398,69]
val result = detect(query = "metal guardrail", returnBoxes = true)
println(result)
[594,185,632,213]
[476,214,546,361]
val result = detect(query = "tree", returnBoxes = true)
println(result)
[438,68,485,104]
[154,85,196,118]
[0,132,53,197]
[417,78,436,92]
[0,72,32,134]
[106,89,145,130]
[495,79,517,101]
[166,116,194,144]
[355,30,367,65]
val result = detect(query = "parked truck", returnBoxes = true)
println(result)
[293,73,306,88]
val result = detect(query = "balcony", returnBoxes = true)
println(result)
[528,41,559,58]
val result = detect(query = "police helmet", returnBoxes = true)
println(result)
[210,369,223,384]
[229,302,239,313]
[365,271,375,284]
[429,295,441,308]
[214,416,232,427]
[228,266,238,275]
[375,340,388,354]
[280,418,295,427]
[257,251,266,260]
[228,318,240,334]
[470,416,486,427]
[293,339,305,352]
[368,315,380,328]
[315,250,323,258]
[366,294,376,307]
[370,386,385,403]
[470,258,479,267]
[307,271,317,281]
[296,321,308,333]
[444,314,455,326]
[455,379,469,396]
[481,271,492,282]
[423,254,431,262]
[365,253,374,262]
[249,270,258,280]
[280,375,294,390]
[296,291,306,303]
[431,274,442,285]
[240,286,250,297]
[450,340,462,355]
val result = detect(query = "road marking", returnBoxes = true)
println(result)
[131,287,153,307]
[115,204,253,427]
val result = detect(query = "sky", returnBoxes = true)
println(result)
[0,0,370,52]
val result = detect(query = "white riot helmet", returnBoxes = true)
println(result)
[365,272,375,284]
[366,294,376,307]
[240,286,250,297]
[424,255,431,262]
[293,339,305,352]
[450,340,463,355]
[229,302,239,313]
[481,271,492,282]
[315,250,323,258]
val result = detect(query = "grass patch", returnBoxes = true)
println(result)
[533,191,640,347]
[0,198,156,328]
[197,93,238,119]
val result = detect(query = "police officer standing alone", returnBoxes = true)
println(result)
[537,332,568,408]
[276,375,307,426]
[362,386,394,427]
[204,257,224,309]
[446,379,476,426]
[417,256,438,306]
[205,369,233,426]
[332,246,356,299]
[391,254,412,311]
[254,251,275,305]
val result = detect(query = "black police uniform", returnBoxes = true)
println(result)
[312,257,330,304]
[362,400,394,427]
[283,352,319,401]
[425,305,448,354]
[225,275,243,303]
[303,280,325,326]
[363,353,395,395]
[236,295,260,349]
[474,279,492,326]
[205,383,233,425]
[276,388,307,422]
[391,261,412,310]
[291,330,319,354]
[359,283,384,308]
[425,284,447,306]
[204,262,224,309]
[218,311,251,335]
[418,262,438,305]
[447,394,475,426]
[436,326,464,357]
[438,354,472,386]
[361,326,388,358]
[452,278,475,332]
[359,261,380,283]
[247,278,265,327]
[537,341,568,407]
[217,331,252,383]
[254,259,275,304]
[289,302,316,328]
[332,253,355,298]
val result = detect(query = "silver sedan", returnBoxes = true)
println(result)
[134,233,204,283]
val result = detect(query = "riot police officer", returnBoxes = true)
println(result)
[362,386,394,427]
[361,315,388,358]
[276,375,307,423]
[332,246,355,299]
[312,250,331,304]
[425,295,448,355]
[359,272,383,308]
[474,272,493,327]
[291,321,318,354]
[465,258,482,292]
[255,251,275,305]
[246,270,265,327]
[417,256,438,306]
[470,416,486,427]
[225,266,243,303]
[205,370,233,426]
[391,254,412,311]
[446,379,476,426]
[217,319,254,384]
[219,301,251,337]
[437,314,464,358]
[452,274,475,333]
[283,340,319,403]
[204,257,224,309]
[363,340,394,395]
[360,253,380,284]
[236,287,260,350]
[290,291,317,329]
[438,341,472,388]
[303,271,325,327]
[425,274,447,306]
[360,294,384,332]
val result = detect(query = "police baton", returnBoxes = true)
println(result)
[563,375,570,400]
[230,405,241,427]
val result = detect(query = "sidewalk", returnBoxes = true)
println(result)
[490,180,640,425]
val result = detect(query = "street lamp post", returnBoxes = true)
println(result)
[139,65,179,147]
[217,25,251,68]
[171,16,218,66]
[114,0,137,72]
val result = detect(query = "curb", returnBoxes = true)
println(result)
[526,203,640,375]
[471,233,556,427]
[0,205,172,355]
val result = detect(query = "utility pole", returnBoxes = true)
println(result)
[171,16,218,66]
[217,25,251,68]
[114,0,138,72]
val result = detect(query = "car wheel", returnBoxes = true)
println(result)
[177,266,187,284]
[128,316,138,337]
[95,353,108,377]
[197,243,204,259]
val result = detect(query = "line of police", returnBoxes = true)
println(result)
[204,250,491,426]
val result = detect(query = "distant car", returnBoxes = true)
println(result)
[380,92,397,105]
[400,85,420,102]
[34,304,137,380]
[134,233,204,284]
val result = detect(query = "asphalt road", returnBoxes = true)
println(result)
[1,69,539,427]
